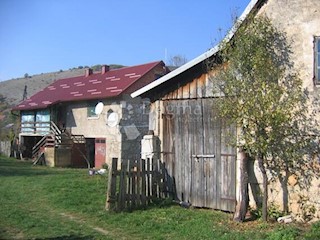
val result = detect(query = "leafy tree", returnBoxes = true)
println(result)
[109,64,125,69]
[91,64,101,71]
[169,55,188,67]
[209,15,319,221]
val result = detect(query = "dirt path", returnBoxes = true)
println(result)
[59,212,111,237]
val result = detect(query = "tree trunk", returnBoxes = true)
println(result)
[279,168,289,214]
[258,156,268,221]
[233,148,249,222]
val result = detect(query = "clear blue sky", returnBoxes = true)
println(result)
[0,0,250,81]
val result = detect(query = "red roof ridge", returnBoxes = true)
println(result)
[116,61,164,93]
[12,60,165,111]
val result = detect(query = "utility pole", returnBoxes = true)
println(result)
[22,85,27,100]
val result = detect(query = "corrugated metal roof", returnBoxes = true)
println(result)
[131,0,262,98]
[14,61,163,111]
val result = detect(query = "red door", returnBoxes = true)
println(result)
[95,138,106,168]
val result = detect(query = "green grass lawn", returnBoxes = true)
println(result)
[0,156,319,240]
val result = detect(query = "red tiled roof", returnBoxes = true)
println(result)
[13,61,163,111]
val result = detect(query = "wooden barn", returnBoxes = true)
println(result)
[132,52,237,212]
[133,0,320,219]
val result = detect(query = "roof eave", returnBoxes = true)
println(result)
[131,0,262,98]
[131,47,218,98]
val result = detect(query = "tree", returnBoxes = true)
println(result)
[209,15,319,221]
[169,55,188,67]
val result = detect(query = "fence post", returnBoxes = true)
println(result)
[151,157,158,198]
[118,159,128,211]
[106,158,118,211]
[131,159,136,209]
[127,160,133,210]
[141,159,147,208]
[146,158,151,203]
[160,161,168,198]
[136,159,141,207]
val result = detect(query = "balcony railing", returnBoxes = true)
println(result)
[21,121,52,135]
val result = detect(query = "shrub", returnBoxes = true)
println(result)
[266,226,300,240]
[304,221,320,239]
[250,203,283,221]
[102,163,109,171]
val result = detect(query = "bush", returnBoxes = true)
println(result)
[266,226,300,240]
[250,203,283,221]
[304,221,320,239]
[101,163,109,170]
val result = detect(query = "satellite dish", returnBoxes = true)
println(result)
[106,112,119,127]
[95,102,104,115]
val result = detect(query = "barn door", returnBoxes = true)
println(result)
[162,111,176,197]
[162,99,236,212]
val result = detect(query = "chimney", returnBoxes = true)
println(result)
[85,68,93,77]
[101,65,110,74]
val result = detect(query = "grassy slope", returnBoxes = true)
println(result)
[0,69,84,107]
[0,156,319,240]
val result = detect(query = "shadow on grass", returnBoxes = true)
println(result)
[31,235,95,240]
[0,157,54,177]
[109,197,183,213]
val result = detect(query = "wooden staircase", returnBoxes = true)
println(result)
[32,121,88,167]
[32,134,55,165]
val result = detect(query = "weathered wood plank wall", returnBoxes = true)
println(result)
[161,97,236,212]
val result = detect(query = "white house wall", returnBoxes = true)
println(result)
[259,0,320,91]
[65,95,150,166]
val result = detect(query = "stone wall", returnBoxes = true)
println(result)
[119,95,150,160]
[248,159,320,222]
[250,0,320,220]
[259,0,320,91]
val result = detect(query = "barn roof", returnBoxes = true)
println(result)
[13,61,164,111]
[131,0,263,98]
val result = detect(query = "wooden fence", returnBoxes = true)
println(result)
[106,158,170,211]
[0,141,11,157]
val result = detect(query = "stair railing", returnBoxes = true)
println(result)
[31,134,55,159]
[50,121,62,144]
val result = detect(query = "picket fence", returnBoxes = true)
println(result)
[106,158,169,211]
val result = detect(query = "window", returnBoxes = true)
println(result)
[87,102,98,118]
[36,109,50,134]
[21,111,35,133]
[315,37,320,83]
